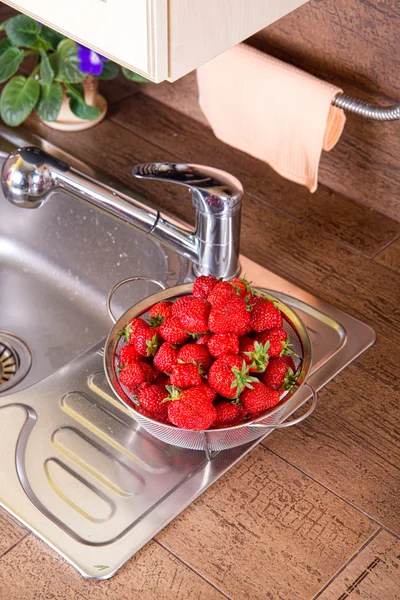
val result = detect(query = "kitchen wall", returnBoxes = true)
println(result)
[144,0,400,222]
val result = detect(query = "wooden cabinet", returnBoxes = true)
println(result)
[1,0,308,82]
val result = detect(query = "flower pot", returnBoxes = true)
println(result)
[40,77,107,132]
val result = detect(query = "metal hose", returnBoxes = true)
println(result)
[332,93,400,121]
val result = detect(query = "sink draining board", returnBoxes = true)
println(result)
[0,256,375,579]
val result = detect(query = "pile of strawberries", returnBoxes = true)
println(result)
[117,275,298,431]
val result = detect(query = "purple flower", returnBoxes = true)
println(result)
[77,44,107,76]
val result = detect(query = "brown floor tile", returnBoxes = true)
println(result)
[264,365,400,533]
[0,507,27,558]
[374,238,400,274]
[0,536,225,600]
[316,530,400,600]
[157,446,377,600]
[108,93,400,257]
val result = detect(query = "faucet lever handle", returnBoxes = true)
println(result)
[132,162,243,212]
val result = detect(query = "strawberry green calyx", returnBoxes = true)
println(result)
[163,385,182,403]
[177,358,204,375]
[229,276,252,295]
[230,360,259,398]
[118,324,131,341]
[186,331,209,338]
[146,334,160,356]
[281,368,299,392]
[131,394,141,407]
[280,336,299,358]
[244,296,255,312]
[149,315,164,328]
[244,340,270,373]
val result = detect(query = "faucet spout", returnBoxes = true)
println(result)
[132,163,243,278]
[1,148,242,278]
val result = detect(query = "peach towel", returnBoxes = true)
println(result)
[197,44,346,192]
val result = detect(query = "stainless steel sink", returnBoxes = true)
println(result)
[0,127,375,579]
[0,137,188,394]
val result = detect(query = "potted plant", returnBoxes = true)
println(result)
[0,14,149,130]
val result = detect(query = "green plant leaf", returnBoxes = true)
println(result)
[55,39,85,83]
[0,37,12,56]
[0,19,9,32]
[68,96,101,120]
[5,14,41,47]
[39,48,54,84]
[0,75,40,126]
[0,46,24,83]
[32,37,52,52]
[64,82,84,101]
[65,83,100,120]
[97,60,118,80]
[121,67,150,83]
[36,81,62,121]
[40,25,65,50]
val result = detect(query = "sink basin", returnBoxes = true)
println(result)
[0,156,188,395]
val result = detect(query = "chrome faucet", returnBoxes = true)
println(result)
[1,147,242,279]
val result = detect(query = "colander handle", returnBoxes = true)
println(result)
[248,383,317,429]
[107,276,167,324]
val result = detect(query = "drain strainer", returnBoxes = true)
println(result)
[0,332,32,394]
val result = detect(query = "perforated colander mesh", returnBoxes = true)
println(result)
[113,304,305,452]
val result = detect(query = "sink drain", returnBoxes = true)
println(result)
[0,332,32,394]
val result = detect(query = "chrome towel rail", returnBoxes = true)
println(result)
[332,93,400,121]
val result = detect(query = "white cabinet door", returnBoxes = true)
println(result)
[2,0,308,83]
[1,0,169,81]
[168,0,309,81]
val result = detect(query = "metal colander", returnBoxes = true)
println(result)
[104,279,317,456]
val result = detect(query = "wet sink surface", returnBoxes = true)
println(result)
[0,160,187,394]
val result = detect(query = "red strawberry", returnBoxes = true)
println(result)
[256,327,294,357]
[208,294,251,335]
[214,401,245,427]
[250,296,283,332]
[192,275,218,299]
[149,301,173,326]
[119,317,149,341]
[124,396,150,415]
[132,328,160,357]
[195,332,213,346]
[208,333,239,358]
[166,386,217,430]
[230,277,254,302]
[159,317,190,345]
[176,297,211,334]
[153,342,179,373]
[207,281,236,306]
[153,372,170,388]
[208,354,258,399]
[197,383,217,404]
[170,363,202,389]
[119,344,140,365]
[261,356,297,391]
[177,344,212,373]
[171,296,193,318]
[137,384,168,420]
[119,361,155,388]
[241,382,280,416]
[240,336,270,372]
